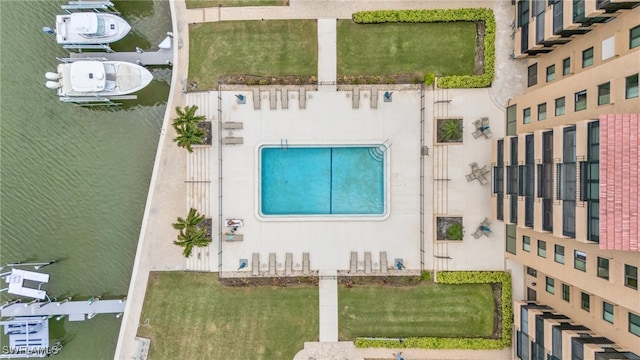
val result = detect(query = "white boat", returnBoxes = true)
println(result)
[50,12,131,45]
[45,60,153,100]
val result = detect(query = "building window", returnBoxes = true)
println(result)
[528,64,538,87]
[597,257,609,280]
[574,250,586,271]
[506,105,517,136]
[554,245,565,264]
[626,74,639,99]
[506,225,517,255]
[546,277,555,294]
[581,292,590,312]
[625,265,638,290]
[630,25,640,49]
[523,107,531,124]
[562,57,571,75]
[546,65,555,82]
[602,36,615,60]
[603,302,614,323]
[598,82,610,105]
[538,240,547,258]
[582,47,594,68]
[555,97,565,116]
[630,313,640,336]
[562,284,570,302]
[527,266,537,277]
[574,90,587,111]
[523,236,531,252]
[537,103,547,121]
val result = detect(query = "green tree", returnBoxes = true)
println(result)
[172,208,205,232]
[172,105,206,152]
[173,227,211,258]
[440,119,462,142]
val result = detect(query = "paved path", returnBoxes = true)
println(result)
[317,18,337,90]
[319,270,339,342]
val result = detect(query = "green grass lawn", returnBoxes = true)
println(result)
[337,20,476,78]
[189,20,317,89]
[186,0,288,8]
[339,283,494,340]
[137,272,318,360]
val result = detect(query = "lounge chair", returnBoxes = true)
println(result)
[481,218,491,228]
[364,252,372,274]
[269,88,276,110]
[253,88,260,110]
[269,253,276,275]
[380,252,388,274]
[285,253,292,275]
[281,89,288,109]
[222,137,243,145]
[471,228,483,239]
[350,252,357,273]
[302,252,310,275]
[224,233,243,241]
[472,129,483,139]
[352,87,359,109]
[222,122,243,130]
[465,174,476,182]
[479,176,488,185]
[299,88,306,109]
[252,253,259,276]
[483,129,492,138]
[370,89,378,109]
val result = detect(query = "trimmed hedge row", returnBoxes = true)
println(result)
[354,271,512,350]
[352,8,495,88]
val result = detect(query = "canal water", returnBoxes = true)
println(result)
[0,1,171,358]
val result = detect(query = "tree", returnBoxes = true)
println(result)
[172,105,206,152]
[172,208,211,258]
[173,227,211,258]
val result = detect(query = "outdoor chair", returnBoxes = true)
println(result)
[302,252,310,275]
[483,129,492,138]
[380,251,388,274]
[252,253,260,276]
[253,88,260,109]
[472,129,483,139]
[269,253,276,275]
[364,252,372,274]
[350,252,357,273]
[222,137,243,145]
[465,174,476,182]
[471,228,483,239]
[285,253,292,275]
[222,122,243,130]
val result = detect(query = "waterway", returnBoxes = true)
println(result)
[0,1,171,358]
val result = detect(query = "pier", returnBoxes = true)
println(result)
[68,34,174,66]
[1,299,126,321]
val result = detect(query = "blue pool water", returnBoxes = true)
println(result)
[260,146,385,215]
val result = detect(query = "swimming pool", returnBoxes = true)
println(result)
[260,145,386,216]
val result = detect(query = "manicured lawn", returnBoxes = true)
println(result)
[137,272,318,360]
[186,0,288,8]
[339,283,494,339]
[337,20,476,78]
[189,20,317,89]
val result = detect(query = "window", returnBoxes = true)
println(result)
[602,36,615,60]
[506,105,517,136]
[625,265,638,290]
[506,225,517,254]
[523,108,531,124]
[630,25,640,49]
[626,74,639,99]
[554,245,565,264]
[582,47,594,68]
[537,103,547,121]
[546,277,555,294]
[597,257,609,280]
[527,266,537,277]
[574,250,586,271]
[598,82,610,105]
[562,284,570,302]
[562,57,571,75]
[581,292,590,312]
[603,302,614,323]
[555,97,565,116]
[630,312,640,336]
[523,236,531,252]
[546,65,555,82]
[528,64,538,87]
[538,240,547,258]
[575,90,587,111]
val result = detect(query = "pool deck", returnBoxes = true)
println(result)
[114,0,526,359]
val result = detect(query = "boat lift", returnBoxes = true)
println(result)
[60,1,120,14]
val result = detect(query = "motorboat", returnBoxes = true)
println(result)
[45,12,131,45]
[45,60,153,100]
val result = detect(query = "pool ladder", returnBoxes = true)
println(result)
[280,139,288,150]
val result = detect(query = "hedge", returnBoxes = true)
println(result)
[355,271,512,350]
[352,9,495,88]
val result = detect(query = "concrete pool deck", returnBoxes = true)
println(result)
[115,0,527,359]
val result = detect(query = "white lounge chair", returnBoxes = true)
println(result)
[302,252,310,275]
[269,253,276,275]
[350,252,357,273]
[285,253,292,275]
[364,252,372,274]
[252,253,259,276]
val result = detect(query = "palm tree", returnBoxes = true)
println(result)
[172,208,205,232]
[173,105,205,129]
[173,123,205,153]
[173,227,211,258]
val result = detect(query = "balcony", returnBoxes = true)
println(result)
[597,0,640,13]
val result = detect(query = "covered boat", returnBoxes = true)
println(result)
[52,12,131,45]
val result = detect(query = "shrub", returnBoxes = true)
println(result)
[440,119,463,142]
[352,8,495,88]
[355,271,513,350]
[421,271,431,281]
[424,72,435,86]
[446,222,464,240]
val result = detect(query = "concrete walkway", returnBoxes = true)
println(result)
[319,270,339,342]
[318,18,337,90]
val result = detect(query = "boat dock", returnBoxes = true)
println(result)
[69,45,173,66]
[1,299,126,321]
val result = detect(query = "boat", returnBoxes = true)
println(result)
[45,60,153,101]
[44,12,131,45]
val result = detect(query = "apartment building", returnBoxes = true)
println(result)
[494,1,640,359]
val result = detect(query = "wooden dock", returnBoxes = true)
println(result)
[69,48,173,66]
[1,299,126,321]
